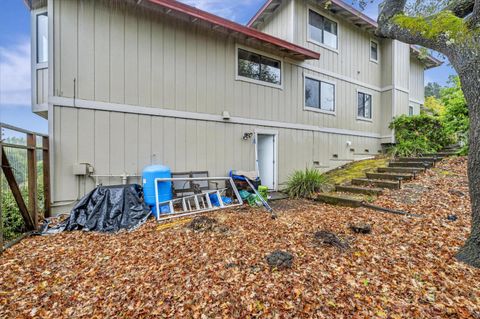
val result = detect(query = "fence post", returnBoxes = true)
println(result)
[42,136,51,218]
[27,134,38,229]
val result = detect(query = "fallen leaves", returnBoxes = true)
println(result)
[0,157,479,318]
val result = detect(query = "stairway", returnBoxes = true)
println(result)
[315,146,461,207]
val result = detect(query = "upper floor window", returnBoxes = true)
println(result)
[237,48,281,87]
[358,92,372,119]
[305,76,335,113]
[308,9,338,50]
[370,40,378,62]
[36,13,48,64]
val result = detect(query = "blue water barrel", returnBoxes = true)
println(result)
[142,165,173,217]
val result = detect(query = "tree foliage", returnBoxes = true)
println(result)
[389,114,451,157]
[425,82,443,99]
[441,76,469,154]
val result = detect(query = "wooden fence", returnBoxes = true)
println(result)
[0,123,50,249]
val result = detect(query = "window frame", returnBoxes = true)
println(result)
[409,105,415,116]
[235,44,283,90]
[369,39,379,63]
[36,11,49,66]
[303,73,336,115]
[356,90,373,122]
[307,6,339,53]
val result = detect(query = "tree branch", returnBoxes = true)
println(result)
[447,0,475,18]
[376,0,448,53]
[466,0,480,28]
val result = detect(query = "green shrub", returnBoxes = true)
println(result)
[285,168,326,199]
[441,76,469,155]
[389,114,451,157]
[1,186,26,241]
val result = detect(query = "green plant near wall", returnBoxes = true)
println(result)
[389,114,452,157]
[441,76,469,155]
[285,168,327,199]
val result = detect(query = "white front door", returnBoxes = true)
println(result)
[257,133,276,190]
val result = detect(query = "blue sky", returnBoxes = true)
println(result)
[0,0,456,135]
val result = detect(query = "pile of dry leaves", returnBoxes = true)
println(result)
[1,157,479,318]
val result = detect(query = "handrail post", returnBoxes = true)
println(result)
[42,136,51,218]
[27,134,38,229]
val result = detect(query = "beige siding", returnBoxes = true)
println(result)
[53,0,387,135]
[52,106,382,205]
[393,41,410,91]
[293,0,382,87]
[260,0,295,42]
[409,58,425,104]
[36,68,48,105]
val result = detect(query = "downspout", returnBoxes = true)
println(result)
[391,40,397,144]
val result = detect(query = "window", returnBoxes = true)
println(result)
[36,13,48,63]
[370,40,378,62]
[358,92,372,119]
[237,48,281,86]
[409,105,414,116]
[308,9,338,49]
[305,77,335,112]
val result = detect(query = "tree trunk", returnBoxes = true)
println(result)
[455,62,480,267]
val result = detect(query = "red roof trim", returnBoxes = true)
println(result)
[247,0,273,27]
[146,0,320,60]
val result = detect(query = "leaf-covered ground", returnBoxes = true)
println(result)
[1,157,479,318]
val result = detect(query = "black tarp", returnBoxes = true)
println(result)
[41,184,151,234]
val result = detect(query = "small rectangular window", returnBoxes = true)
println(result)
[237,48,281,86]
[370,40,378,62]
[308,9,338,49]
[358,92,372,119]
[409,105,414,116]
[36,13,48,64]
[305,77,335,112]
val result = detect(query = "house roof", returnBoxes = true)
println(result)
[248,0,442,68]
[143,0,320,60]
[248,0,378,32]
[410,46,443,69]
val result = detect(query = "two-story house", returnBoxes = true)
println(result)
[26,0,441,213]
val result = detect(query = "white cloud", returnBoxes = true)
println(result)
[0,40,31,106]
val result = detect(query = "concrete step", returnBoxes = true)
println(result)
[429,151,459,157]
[377,167,423,175]
[366,172,414,181]
[351,178,400,189]
[396,157,437,163]
[315,193,363,207]
[389,162,431,168]
[335,185,384,196]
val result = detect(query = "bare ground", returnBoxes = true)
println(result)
[1,157,479,318]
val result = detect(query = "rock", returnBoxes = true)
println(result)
[187,216,218,231]
[265,250,294,269]
[349,223,372,234]
[314,230,350,250]
[447,214,458,221]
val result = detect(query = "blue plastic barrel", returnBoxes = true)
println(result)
[142,165,173,217]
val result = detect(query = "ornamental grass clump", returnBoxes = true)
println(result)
[285,168,326,199]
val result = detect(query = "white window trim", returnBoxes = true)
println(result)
[254,128,279,191]
[31,8,48,110]
[235,44,283,90]
[307,6,339,54]
[356,89,373,122]
[303,73,336,116]
[409,105,415,116]
[370,38,379,63]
